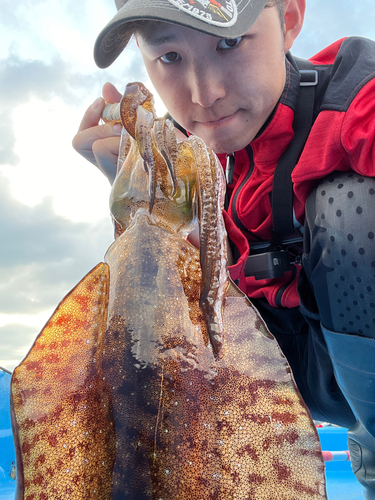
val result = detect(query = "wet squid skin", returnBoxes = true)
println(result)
[10,82,327,499]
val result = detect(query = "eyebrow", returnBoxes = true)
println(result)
[142,33,178,47]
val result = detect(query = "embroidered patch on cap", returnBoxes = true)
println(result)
[167,0,238,27]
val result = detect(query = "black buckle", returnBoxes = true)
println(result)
[244,232,303,280]
[245,251,292,280]
[299,69,318,87]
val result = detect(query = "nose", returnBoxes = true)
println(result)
[188,59,226,108]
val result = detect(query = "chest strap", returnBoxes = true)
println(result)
[271,58,318,238]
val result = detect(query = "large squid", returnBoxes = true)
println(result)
[10,82,327,499]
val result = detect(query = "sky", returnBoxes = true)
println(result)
[0,0,374,372]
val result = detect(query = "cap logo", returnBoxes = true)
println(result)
[167,0,238,27]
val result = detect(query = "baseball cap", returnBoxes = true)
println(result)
[94,0,269,68]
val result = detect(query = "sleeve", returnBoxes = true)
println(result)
[341,78,375,177]
[292,78,375,210]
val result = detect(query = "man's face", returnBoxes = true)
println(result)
[137,6,287,154]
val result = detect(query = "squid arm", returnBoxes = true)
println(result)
[194,141,229,359]
[102,83,229,359]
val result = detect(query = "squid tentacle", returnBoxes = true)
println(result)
[134,106,156,213]
[190,139,228,359]
[105,88,229,357]
[120,82,155,139]
[153,118,178,198]
[106,83,178,213]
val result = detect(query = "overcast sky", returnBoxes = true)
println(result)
[1,0,374,371]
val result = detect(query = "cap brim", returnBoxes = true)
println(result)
[94,0,268,69]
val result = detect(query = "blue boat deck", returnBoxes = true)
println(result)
[319,425,365,499]
[0,369,366,499]
[0,369,16,500]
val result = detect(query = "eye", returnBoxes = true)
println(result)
[217,37,243,50]
[160,52,181,64]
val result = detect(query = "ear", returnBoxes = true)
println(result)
[283,0,306,52]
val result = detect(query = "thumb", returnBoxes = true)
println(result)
[102,82,122,103]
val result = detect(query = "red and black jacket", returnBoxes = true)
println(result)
[220,37,375,308]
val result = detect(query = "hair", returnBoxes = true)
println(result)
[265,0,285,27]
[126,20,162,38]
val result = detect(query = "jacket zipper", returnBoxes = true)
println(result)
[231,145,254,234]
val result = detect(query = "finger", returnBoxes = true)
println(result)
[102,82,122,103]
[77,82,122,135]
[76,96,106,135]
[72,122,122,159]
[187,225,200,249]
[92,136,121,184]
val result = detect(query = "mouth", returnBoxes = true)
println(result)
[198,110,239,128]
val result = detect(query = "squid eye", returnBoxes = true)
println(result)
[217,37,243,50]
[160,52,181,64]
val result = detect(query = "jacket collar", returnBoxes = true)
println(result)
[249,53,301,168]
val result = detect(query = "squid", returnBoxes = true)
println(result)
[10,82,327,499]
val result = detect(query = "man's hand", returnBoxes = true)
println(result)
[72,83,122,184]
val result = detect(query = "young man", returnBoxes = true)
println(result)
[73,1,375,496]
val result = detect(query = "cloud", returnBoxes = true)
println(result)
[0,173,114,370]
[0,53,91,165]
[0,324,39,372]
[0,45,148,166]
[0,173,113,316]
[0,115,18,165]
[0,2,23,32]
[0,52,101,107]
